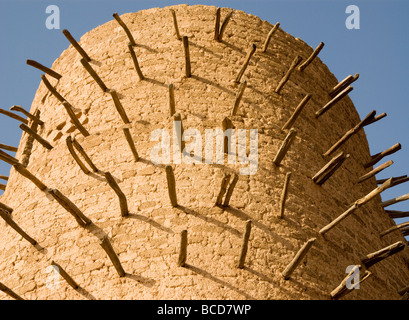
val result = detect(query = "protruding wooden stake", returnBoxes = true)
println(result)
[80,58,108,92]
[214,8,221,41]
[113,13,136,46]
[0,184,5,191]
[282,93,311,130]
[168,84,176,117]
[128,43,145,81]
[109,89,130,124]
[62,29,91,62]
[26,59,62,80]
[51,261,79,289]
[0,282,24,300]
[275,56,303,94]
[262,22,280,52]
[365,112,386,126]
[73,138,98,172]
[183,36,191,78]
[0,208,37,246]
[216,173,231,206]
[217,10,233,42]
[178,230,188,267]
[319,178,394,235]
[238,220,252,269]
[222,117,234,154]
[0,108,28,124]
[165,165,178,207]
[170,9,182,40]
[0,149,19,166]
[13,163,47,191]
[323,110,376,156]
[67,137,92,174]
[298,42,324,72]
[105,172,129,217]
[100,235,126,277]
[41,74,65,103]
[0,202,12,213]
[380,221,409,237]
[173,113,185,153]
[0,143,18,153]
[19,123,53,150]
[282,238,316,280]
[0,175,8,181]
[10,106,44,125]
[364,143,401,169]
[381,192,409,208]
[62,101,90,137]
[122,127,139,162]
[330,266,371,300]
[385,210,409,219]
[312,152,349,186]
[235,44,256,84]
[231,80,247,116]
[377,175,407,185]
[357,160,393,184]
[49,189,92,227]
[329,73,359,98]
[361,241,405,268]
[223,173,239,207]
[273,128,297,166]
[279,172,291,218]
[315,86,353,118]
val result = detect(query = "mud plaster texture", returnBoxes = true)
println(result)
[0,5,408,300]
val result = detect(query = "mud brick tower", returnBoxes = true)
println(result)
[0,5,408,300]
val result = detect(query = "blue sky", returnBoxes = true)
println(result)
[0,0,408,236]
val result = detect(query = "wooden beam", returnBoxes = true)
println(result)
[100,235,126,277]
[0,108,28,124]
[361,241,405,268]
[364,143,401,169]
[298,42,324,72]
[223,173,239,207]
[109,89,130,124]
[214,8,221,41]
[231,80,247,116]
[0,282,24,300]
[380,221,409,237]
[105,172,129,217]
[235,44,257,83]
[0,202,12,213]
[357,160,393,184]
[0,208,37,246]
[282,93,311,130]
[128,43,145,81]
[262,22,280,53]
[329,73,359,98]
[72,137,98,172]
[0,175,8,181]
[312,152,349,186]
[51,261,79,289]
[13,163,47,191]
[275,56,302,94]
[273,128,297,166]
[80,58,108,92]
[0,143,18,153]
[315,86,353,118]
[216,173,231,206]
[365,112,386,126]
[19,123,53,150]
[173,113,185,153]
[377,175,407,185]
[330,266,371,300]
[319,178,394,235]
[10,105,44,125]
[183,36,191,78]
[0,183,5,191]
[112,13,136,46]
[323,110,376,156]
[279,172,291,219]
[48,189,92,227]
[282,238,316,280]
[178,230,188,267]
[62,101,90,137]
[170,9,182,40]
[41,74,65,103]
[66,136,90,174]
[237,220,252,269]
[26,59,62,80]
[165,165,178,207]
[222,117,234,154]
[168,84,176,117]
[122,127,139,162]
[0,149,19,166]
[381,192,409,208]
[385,210,409,219]
[217,10,233,42]
[62,29,91,62]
